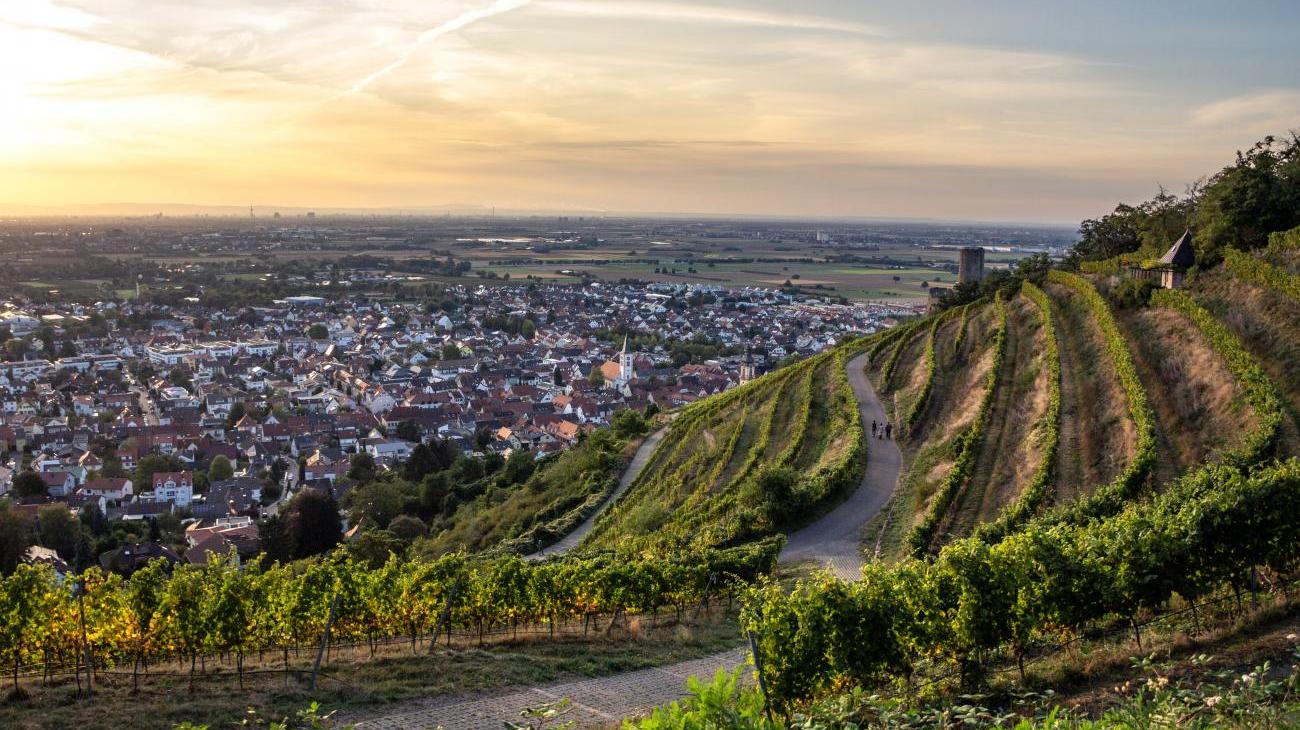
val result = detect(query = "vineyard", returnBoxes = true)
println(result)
[0,538,781,693]
[581,337,873,551]
[729,242,1300,717]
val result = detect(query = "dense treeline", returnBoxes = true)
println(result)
[1069,133,1300,266]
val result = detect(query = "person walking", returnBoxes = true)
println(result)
[885,422,893,440]
[871,420,877,437]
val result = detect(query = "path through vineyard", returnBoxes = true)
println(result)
[529,425,669,558]
[351,352,900,729]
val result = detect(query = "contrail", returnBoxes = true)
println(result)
[348,0,534,95]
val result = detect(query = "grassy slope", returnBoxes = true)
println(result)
[948,292,1050,535]
[1043,280,1136,505]
[1191,267,1300,454]
[868,304,997,559]
[1113,299,1258,483]
[421,430,631,555]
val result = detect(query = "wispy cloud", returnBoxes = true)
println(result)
[535,0,881,35]
[1191,90,1300,130]
[348,0,534,95]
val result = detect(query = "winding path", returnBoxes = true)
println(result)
[529,426,668,558]
[780,352,901,579]
[352,352,902,728]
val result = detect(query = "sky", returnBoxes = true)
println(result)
[1,0,1298,223]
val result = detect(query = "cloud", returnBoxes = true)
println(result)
[1191,90,1300,130]
[348,0,534,94]
[534,0,881,35]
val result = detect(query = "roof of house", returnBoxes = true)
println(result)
[1159,229,1197,269]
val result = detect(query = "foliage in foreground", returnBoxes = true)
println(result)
[742,458,1300,712]
[0,538,782,691]
[627,649,1300,729]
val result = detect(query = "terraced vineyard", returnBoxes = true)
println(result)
[582,342,871,551]
[739,257,1300,715]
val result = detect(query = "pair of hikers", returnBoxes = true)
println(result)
[871,419,892,440]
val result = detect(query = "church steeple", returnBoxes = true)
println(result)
[619,336,633,384]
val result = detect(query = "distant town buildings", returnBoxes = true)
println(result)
[0,276,922,533]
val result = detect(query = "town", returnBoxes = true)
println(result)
[0,269,921,574]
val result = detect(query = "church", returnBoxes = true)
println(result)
[597,337,636,390]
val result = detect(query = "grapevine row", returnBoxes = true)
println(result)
[795,349,868,509]
[904,306,961,432]
[0,539,783,687]
[1224,247,1300,303]
[905,293,1008,556]
[742,458,1300,713]
[952,300,978,356]
[879,320,926,387]
[775,358,825,467]
[974,281,1062,542]
[1150,288,1285,468]
[1041,270,1156,525]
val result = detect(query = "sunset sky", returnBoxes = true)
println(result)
[2,0,1298,222]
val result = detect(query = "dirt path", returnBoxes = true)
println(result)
[528,426,669,559]
[352,352,901,728]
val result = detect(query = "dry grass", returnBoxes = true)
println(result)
[968,295,1050,526]
[1122,306,1256,478]
[1047,282,1135,504]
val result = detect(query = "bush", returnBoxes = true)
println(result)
[1112,277,1155,309]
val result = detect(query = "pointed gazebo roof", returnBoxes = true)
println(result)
[1158,230,1196,269]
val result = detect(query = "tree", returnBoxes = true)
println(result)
[307,323,329,340]
[79,502,108,536]
[208,455,234,482]
[441,342,461,360]
[499,448,535,486]
[12,471,48,500]
[257,515,293,565]
[3,338,27,361]
[134,454,184,490]
[419,472,450,519]
[348,452,376,483]
[520,319,536,339]
[744,465,801,527]
[1073,204,1141,262]
[349,529,405,568]
[394,420,423,444]
[0,506,33,575]
[283,490,343,559]
[587,367,605,387]
[37,505,80,559]
[612,409,649,439]
[225,401,247,430]
[388,515,427,542]
[344,480,404,529]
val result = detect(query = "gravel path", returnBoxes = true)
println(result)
[529,426,668,558]
[352,352,901,728]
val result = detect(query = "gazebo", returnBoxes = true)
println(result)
[1125,229,1195,289]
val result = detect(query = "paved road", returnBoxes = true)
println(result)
[529,426,668,559]
[352,353,901,728]
[779,352,901,580]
